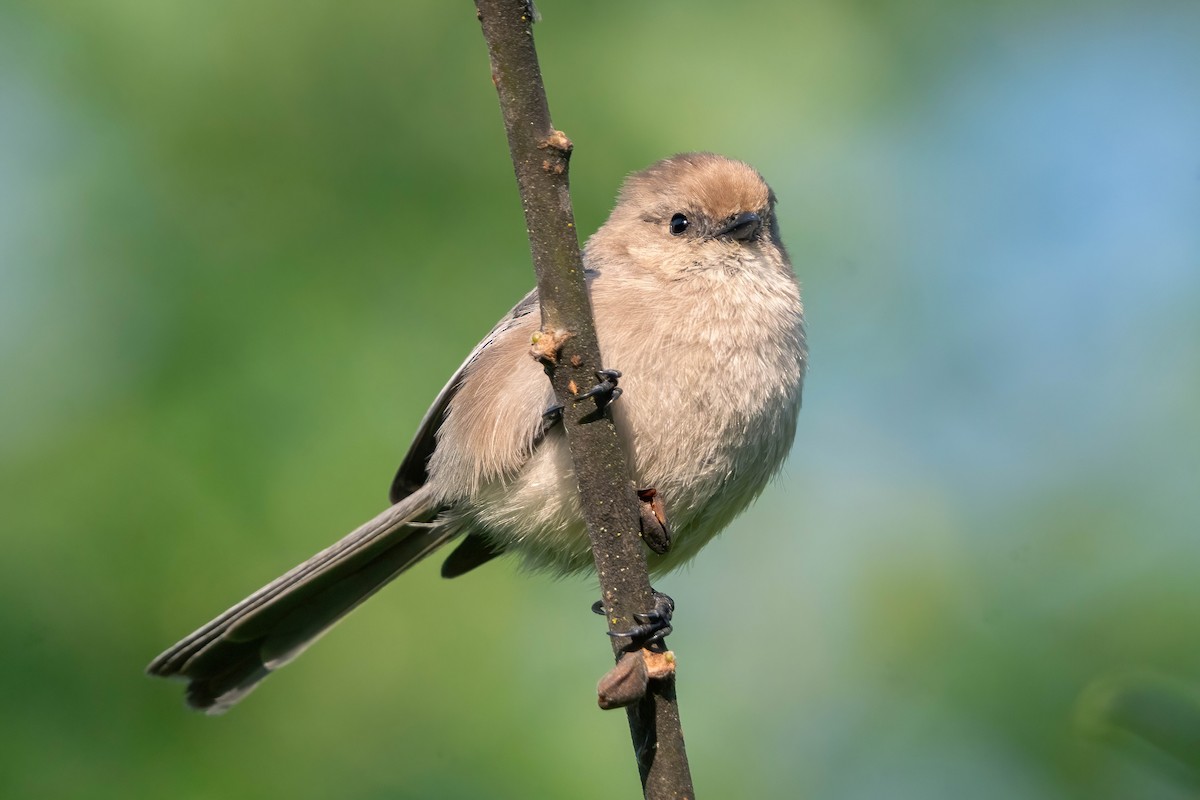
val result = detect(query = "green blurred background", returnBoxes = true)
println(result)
[2,1,1199,797]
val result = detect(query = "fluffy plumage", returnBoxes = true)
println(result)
[147,153,807,712]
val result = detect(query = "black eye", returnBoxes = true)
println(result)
[668,213,689,235]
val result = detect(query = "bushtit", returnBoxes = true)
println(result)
[148,152,807,712]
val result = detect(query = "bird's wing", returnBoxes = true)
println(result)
[148,290,550,712]
[389,288,540,503]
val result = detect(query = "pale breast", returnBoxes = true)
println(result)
[593,260,806,570]
[438,257,805,575]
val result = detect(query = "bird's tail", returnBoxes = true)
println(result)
[147,486,455,713]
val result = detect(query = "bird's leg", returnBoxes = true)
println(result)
[636,487,672,555]
[541,402,564,433]
[595,591,675,652]
[575,369,622,408]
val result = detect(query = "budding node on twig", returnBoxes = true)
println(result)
[538,129,573,155]
[530,328,571,366]
[597,649,677,709]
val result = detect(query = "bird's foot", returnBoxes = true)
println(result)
[575,369,622,408]
[541,402,564,433]
[594,591,675,652]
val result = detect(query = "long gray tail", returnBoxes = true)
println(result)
[147,487,455,713]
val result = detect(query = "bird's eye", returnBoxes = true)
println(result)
[668,213,689,235]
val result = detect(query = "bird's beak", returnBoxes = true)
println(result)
[717,211,761,241]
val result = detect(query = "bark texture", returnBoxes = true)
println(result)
[474,2,694,796]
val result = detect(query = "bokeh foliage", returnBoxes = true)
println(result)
[1,1,1198,798]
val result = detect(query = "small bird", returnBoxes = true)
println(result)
[147,153,807,712]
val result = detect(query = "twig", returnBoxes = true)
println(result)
[473,1,694,797]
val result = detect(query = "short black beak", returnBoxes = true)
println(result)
[718,211,761,241]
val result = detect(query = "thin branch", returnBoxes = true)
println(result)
[473,1,694,797]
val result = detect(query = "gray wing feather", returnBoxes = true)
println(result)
[149,290,544,712]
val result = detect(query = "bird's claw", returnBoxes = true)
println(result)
[601,591,675,652]
[541,402,564,432]
[576,369,622,407]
